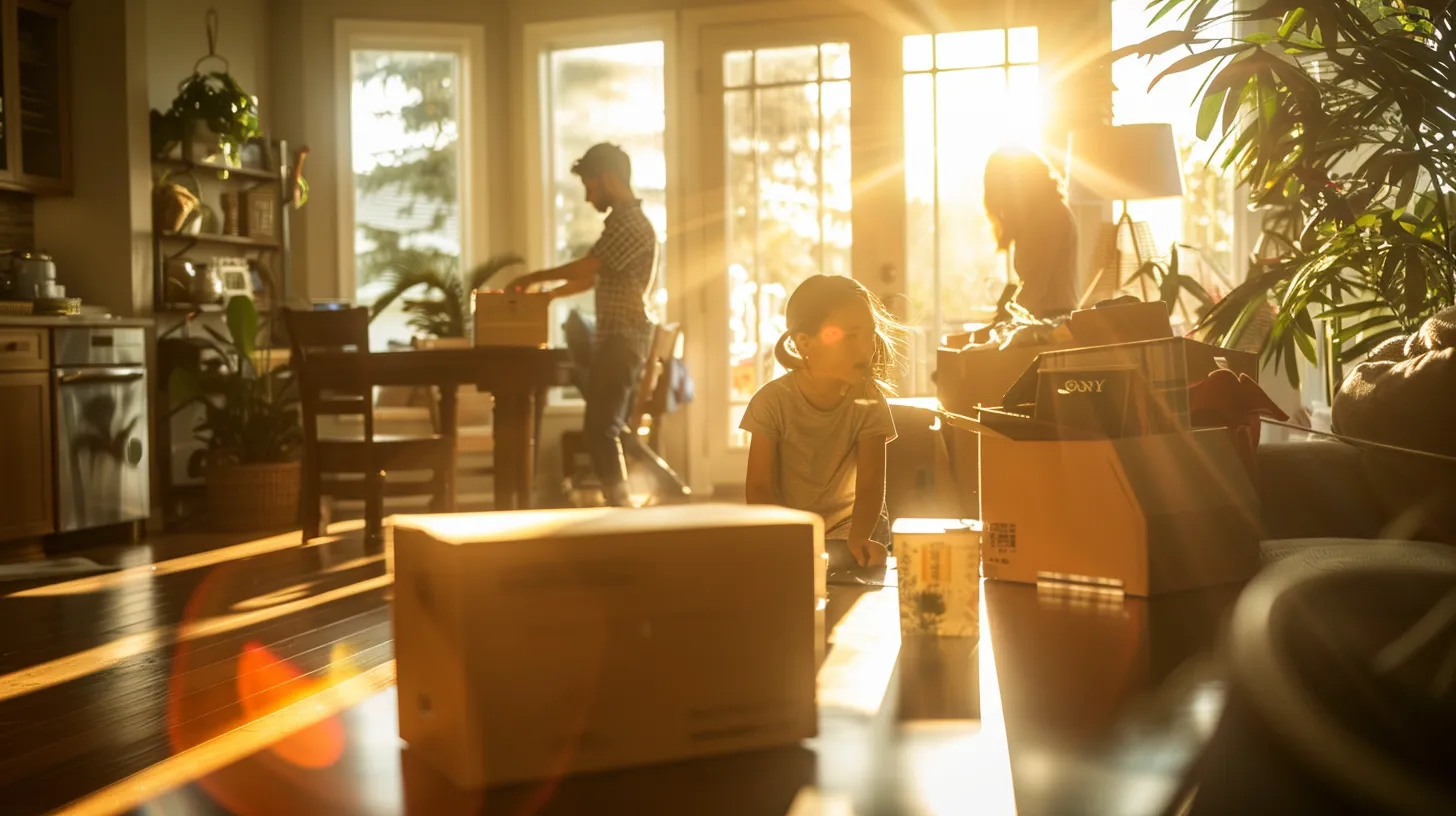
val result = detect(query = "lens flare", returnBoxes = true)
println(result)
[236,642,347,769]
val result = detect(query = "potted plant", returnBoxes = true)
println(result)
[152,70,262,167]
[1125,244,1216,332]
[368,252,524,418]
[1116,0,1456,386]
[169,296,302,532]
[368,252,526,342]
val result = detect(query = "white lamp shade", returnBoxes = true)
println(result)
[1064,123,1185,204]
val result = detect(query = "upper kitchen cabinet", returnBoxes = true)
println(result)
[0,0,71,194]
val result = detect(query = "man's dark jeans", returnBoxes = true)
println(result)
[580,333,646,504]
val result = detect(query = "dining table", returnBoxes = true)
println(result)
[306,344,573,512]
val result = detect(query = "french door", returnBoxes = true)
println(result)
[696,18,903,486]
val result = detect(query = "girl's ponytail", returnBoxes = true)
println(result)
[773,331,801,371]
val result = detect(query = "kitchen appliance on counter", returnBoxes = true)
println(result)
[2,250,61,299]
[53,327,150,533]
[2,251,81,316]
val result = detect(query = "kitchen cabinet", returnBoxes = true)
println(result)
[0,370,54,539]
[0,0,71,194]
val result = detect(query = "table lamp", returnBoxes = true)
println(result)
[1065,123,1185,306]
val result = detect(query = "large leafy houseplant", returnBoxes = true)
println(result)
[1115,0,1456,384]
[169,296,300,531]
[369,253,525,339]
[169,296,299,469]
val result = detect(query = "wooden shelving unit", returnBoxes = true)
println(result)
[151,139,299,526]
[154,157,280,182]
[158,231,280,250]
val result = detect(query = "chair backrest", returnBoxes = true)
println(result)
[283,308,375,445]
[627,323,681,435]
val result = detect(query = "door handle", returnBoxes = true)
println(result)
[56,367,146,384]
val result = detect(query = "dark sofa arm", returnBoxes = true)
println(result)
[1256,441,1386,540]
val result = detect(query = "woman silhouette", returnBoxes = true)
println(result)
[983,147,1079,320]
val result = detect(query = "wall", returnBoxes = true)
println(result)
[33,0,151,316]
[147,0,274,131]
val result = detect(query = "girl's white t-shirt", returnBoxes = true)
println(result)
[739,373,897,538]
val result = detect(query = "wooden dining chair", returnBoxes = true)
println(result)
[283,308,454,542]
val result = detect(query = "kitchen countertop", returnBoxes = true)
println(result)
[0,314,155,328]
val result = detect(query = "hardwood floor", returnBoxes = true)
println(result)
[0,524,396,815]
[0,514,1231,815]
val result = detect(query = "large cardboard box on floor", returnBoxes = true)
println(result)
[389,504,825,789]
[946,409,1260,596]
[473,290,552,347]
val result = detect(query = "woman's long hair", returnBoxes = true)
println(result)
[772,274,904,394]
[983,147,1066,250]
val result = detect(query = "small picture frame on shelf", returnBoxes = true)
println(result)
[212,257,254,302]
[241,185,279,240]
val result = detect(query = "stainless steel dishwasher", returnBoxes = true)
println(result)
[53,327,150,532]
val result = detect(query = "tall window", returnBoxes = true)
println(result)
[722,43,854,445]
[1112,0,1237,302]
[349,48,466,350]
[541,42,668,347]
[902,29,1042,395]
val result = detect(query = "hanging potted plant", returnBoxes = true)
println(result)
[169,296,302,532]
[150,11,262,167]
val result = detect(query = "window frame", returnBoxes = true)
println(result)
[901,26,1041,396]
[333,20,490,314]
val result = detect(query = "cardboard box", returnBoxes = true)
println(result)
[936,301,1175,416]
[390,504,825,789]
[886,398,965,521]
[936,303,1175,518]
[893,518,981,637]
[1034,338,1258,427]
[1065,300,1173,347]
[473,290,552,347]
[947,409,1260,596]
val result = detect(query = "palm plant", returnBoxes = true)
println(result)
[1127,244,1217,326]
[1114,0,1456,384]
[368,252,525,339]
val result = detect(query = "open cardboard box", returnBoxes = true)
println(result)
[944,407,1260,597]
[473,290,552,347]
[937,300,1174,512]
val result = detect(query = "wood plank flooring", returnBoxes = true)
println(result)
[0,526,396,815]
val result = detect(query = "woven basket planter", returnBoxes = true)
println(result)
[206,460,301,532]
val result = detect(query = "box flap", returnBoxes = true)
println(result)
[943,406,1111,442]
[394,504,823,545]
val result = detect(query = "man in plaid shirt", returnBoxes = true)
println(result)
[512,144,657,506]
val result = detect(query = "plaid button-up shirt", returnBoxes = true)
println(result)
[590,199,657,350]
